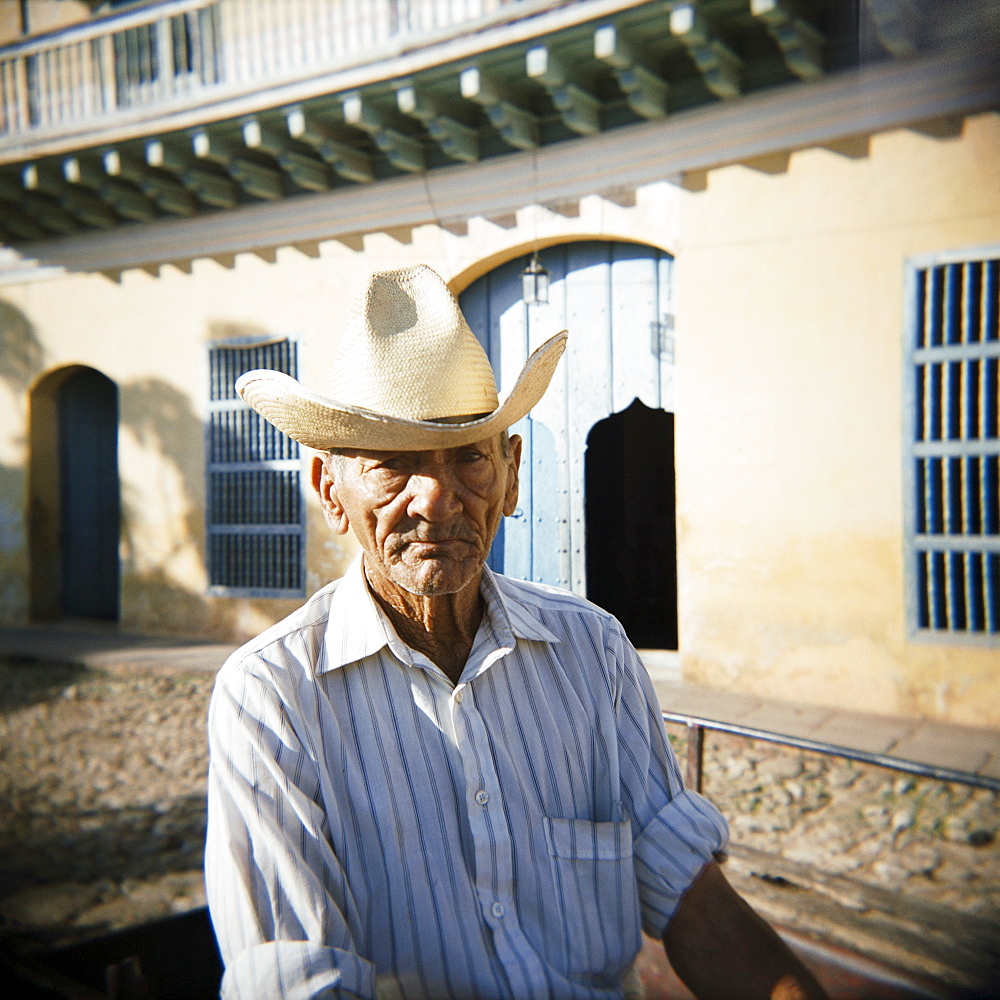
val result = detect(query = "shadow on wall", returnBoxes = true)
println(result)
[0,462,28,621]
[118,363,332,641]
[0,301,44,621]
[117,377,270,640]
[1,302,333,639]
[0,299,46,395]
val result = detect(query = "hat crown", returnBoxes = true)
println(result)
[329,265,500,421]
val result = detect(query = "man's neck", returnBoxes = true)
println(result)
[363,561,484,684]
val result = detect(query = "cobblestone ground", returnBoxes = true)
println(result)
[663,724,1000,921]
[0,657,997,978]
[0,658,212,946]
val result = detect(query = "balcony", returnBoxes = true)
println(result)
[0,0,521,154]
[0,0,996,272]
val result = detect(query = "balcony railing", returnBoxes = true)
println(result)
[0,0,518,140]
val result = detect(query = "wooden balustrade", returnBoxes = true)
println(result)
[0,0,511,139]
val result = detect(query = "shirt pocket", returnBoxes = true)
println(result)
[541,816,641,981]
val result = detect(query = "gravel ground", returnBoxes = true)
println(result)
[0,656,996,989]
[0,657,212,946]
[663,724,1000,920]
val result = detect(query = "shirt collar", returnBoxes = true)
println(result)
[319,555,394,674]
[479,563,560,645]
[319,554,560,676]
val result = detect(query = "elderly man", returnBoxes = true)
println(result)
[206,265,826,1000]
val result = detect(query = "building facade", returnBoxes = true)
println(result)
[0,0,997,726]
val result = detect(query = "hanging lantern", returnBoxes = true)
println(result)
[522,252,549,305]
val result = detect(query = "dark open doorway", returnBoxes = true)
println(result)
[585,400,677,649]
[56,368,120,619]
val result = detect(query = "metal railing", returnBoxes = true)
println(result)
[0,0,513,139]
[666,710,1000,793]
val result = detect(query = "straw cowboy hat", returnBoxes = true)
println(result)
[236,264,567,451]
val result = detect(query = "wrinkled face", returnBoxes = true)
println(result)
[314,434,521,599]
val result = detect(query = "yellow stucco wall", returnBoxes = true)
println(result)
[0,187,676,640]
[0,111,996,726]
[0,0,92,45]
[675,113,1000,727]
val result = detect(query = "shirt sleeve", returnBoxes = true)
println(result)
[606,620,730,940]
[205,657,376,1000]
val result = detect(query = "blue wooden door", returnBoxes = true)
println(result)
[460,241,675,594]
[58,368,120,618]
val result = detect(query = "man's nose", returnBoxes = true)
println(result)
[406,470,463,520]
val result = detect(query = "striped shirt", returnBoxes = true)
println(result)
[205,556,728,1000]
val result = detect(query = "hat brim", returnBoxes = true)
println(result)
[236,331,567,451]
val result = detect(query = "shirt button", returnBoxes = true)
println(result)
[491,902,505,919]
[474,790,490,806]
[454,690,464,704]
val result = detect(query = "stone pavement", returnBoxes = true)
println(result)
[0,623,237,678]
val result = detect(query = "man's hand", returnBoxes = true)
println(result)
[662,861,829,1000]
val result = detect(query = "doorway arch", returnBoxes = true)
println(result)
[460,240,677,629]
[585,400,677,649]
[29,366,120,620]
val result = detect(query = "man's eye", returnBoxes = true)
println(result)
[459,450,485,463]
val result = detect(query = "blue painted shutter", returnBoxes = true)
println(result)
[206,339,305,597]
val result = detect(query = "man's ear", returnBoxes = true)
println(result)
[312,454,350,535]
[502,434,523,518]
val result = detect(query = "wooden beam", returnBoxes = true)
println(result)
[526,44,601,136]
[669,2,742,99]
[23,161,117,229]
[594,23,668,119]
[12,46,997,275]
[63,156,157,223]
[193,128,285,201]
[146,139,239,209]
[104,150,198,216]
[396,84,479,163]
[0,0,711,171]
[0,199,48,240]
[0,180,78,234]
[460,66,539,150]
[285,107,375,184]
[242,117,333,192]
[751,0,824,81]
[341,93,425,173]
[863,0,922,58]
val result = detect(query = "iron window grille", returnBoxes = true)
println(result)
[904,249,999,641]
[206,338,304,598]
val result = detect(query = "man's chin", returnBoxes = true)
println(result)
[394,556,480,597]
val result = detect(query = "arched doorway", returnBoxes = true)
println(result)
[460,240,677,634]
[585,401,677,649]
[29,366,120,620]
